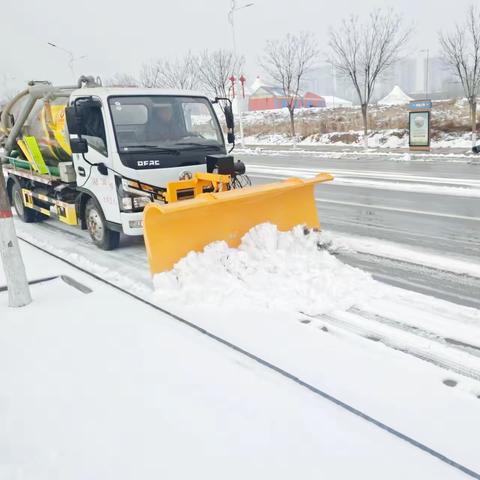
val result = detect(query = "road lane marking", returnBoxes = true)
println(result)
[315,198,480,221]
[250,172,480,198]
[247,164,480,187]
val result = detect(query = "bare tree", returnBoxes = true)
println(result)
[261,32,318,137]
[139,53,199,90]
[328,10,410,145]
[440,5,480,146]
[196,50,244,106]
[104,72,139,87]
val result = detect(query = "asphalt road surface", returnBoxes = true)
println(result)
[238,149,480,308]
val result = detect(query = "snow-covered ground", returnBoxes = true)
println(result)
[2,219,480,479]
[243,129,475,149]
[5,243,435,479]
[2,238,479,478]
[240,99,476,150]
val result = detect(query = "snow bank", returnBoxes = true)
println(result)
[243,128,475,150]
[154,224,383,315]
[244,129,409,148]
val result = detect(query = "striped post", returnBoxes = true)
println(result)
[0,164,31,307]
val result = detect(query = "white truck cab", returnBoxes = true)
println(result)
[67,88,229,241]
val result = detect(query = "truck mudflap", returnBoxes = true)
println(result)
[143,173,333,275]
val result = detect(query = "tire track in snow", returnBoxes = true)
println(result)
[307,309,480,382]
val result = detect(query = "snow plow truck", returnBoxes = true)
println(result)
[0,76,333,274]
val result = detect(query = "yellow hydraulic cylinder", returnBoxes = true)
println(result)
[143,173,333,275]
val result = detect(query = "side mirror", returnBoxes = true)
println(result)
[224,105,234,130]
[65,106,83,135]
[66,98,102,135]
[473,145,479,154]
[70,137,88,154]
[224,105,235,144]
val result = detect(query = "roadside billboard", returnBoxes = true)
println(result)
[409,111,430,147]
[409,100,431,151]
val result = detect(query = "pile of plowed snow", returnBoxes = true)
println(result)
[153,224,385,315]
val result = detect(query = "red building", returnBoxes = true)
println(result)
[248,86,326,111]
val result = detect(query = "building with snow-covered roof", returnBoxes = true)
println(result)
[250,76,268,92]
[322,96,353,108]
[248,84,326,111]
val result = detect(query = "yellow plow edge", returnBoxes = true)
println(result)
[143,173,334,275]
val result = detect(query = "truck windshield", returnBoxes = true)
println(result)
[108,95,224,152]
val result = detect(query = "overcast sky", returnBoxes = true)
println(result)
[1,0,476,96]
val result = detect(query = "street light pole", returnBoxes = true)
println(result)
[228,1,254,148]
[421,48,430,99]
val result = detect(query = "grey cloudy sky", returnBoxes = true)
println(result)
[0,0,476,95]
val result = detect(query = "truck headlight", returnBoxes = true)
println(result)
[121,194,150,212]
[118,181,151,212]
[133,196,151,209]
[121,197,134,211]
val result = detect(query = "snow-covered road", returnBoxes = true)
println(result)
[2,148,480,478]
[2,242,479,479]
[5,218,480,477]
[238,150,480,301]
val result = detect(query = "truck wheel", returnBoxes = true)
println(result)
[85,198,120,250]
[11,182,38,223]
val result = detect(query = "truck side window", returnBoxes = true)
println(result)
[83,107,108,156]
[181,101,220,142]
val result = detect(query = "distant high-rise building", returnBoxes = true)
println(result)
[303,65,358,104]
[303,56,464,104]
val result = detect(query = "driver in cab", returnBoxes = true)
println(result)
[147,104,182,142]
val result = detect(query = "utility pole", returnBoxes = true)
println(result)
[0,162,31,307]
[332,64,337,108]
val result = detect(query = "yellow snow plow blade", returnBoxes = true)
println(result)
[144,173,333,275]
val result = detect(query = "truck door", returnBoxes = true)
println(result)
[72,98,121,225]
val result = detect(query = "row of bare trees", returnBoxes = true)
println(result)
[106,5,480,143]
[106,50,243,107]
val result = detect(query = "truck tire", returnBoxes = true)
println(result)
[85,198,120,250]
[11,181,40,223]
